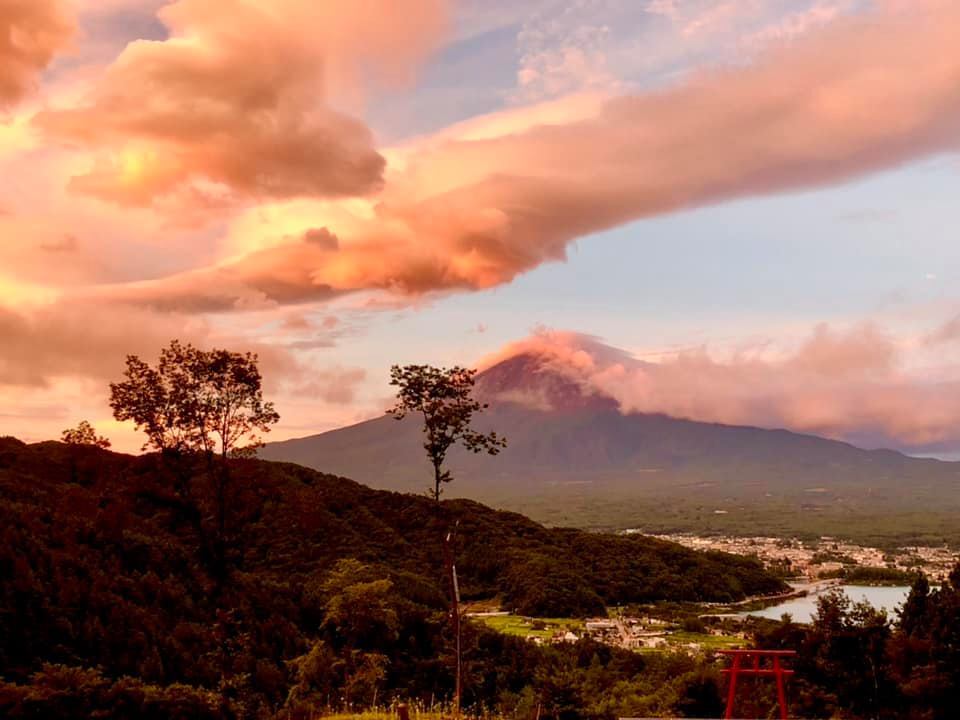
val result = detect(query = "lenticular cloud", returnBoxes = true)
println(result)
[484,325,960,454]
[94,0,960,312]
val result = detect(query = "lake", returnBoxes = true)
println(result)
[741,584,912,623]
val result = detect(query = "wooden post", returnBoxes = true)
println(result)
[444,526,462,715]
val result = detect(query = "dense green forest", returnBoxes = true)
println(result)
[0,437,782,718]
[3,438,960,718]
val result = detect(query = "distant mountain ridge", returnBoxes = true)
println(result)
[262,351,960,542]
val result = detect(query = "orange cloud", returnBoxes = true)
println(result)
[0,299,369,450]
[35,0,449,207]
[86,0,960,312]
[483,325,960,453]
[0,297,310,388]
[0,300,211,386]
[0,0,73,108]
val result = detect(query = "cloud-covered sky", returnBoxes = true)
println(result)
[2,0,960,455]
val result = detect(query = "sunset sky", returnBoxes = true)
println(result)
[2,0,960,455]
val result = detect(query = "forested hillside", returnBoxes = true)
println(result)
[0,437,783,718]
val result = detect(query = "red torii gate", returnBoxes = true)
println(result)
[717,649,796,719]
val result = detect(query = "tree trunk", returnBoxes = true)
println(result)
[433,461,442,503]
[213,458,230,588]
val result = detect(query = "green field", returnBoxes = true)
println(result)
[473,614,584,640]
[476,614,744,654]
[489,494,960,549]
[667,631,745,651]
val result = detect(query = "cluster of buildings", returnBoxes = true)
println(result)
[552,616,742,653]
[637,532,957,581]
[580,617,674,650]
[476,532,959,656]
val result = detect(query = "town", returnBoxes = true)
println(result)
[469,533,959,656]
[470,610,747,654]
[640,532,958,582]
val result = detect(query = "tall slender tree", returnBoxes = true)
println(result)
[388,364,506,503]
[389,364,505,715]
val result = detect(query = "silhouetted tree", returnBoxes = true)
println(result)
[109,340,201,455]
[889,566,960,718]
[109,340,279,579]
[109,340,279,458]
[61,421,111,449]
[60,421,111,485]
[388,364,505,503]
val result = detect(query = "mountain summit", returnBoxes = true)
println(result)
[473,351,618,413]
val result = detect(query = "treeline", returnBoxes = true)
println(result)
[754,571,960,719]
[0,438,782,719]
[828,565,917,585]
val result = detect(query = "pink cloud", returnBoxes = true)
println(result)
[925,314,960,346]
[484,325,960,453]
[0,300,211,386]
[0,298,305,388]
[0,289,379,450]
[293,367,368,404]
[745,1,846,48]
[34,0,449,208]
[84,0,960,312]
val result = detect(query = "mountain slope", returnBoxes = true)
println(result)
[262,353,960,541]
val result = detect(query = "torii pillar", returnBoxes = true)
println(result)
[717,649,796,719]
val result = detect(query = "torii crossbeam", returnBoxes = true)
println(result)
[717,649,796,719]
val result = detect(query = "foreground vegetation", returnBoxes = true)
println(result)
[0,438,782,719]
[752,572,960,720]
[2,437,960,718]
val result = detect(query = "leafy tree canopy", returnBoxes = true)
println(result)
[388,365,505,501]
[109,340,279,457]
[61,421,111,449]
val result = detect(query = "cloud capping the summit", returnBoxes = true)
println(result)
[485,325,960,453]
